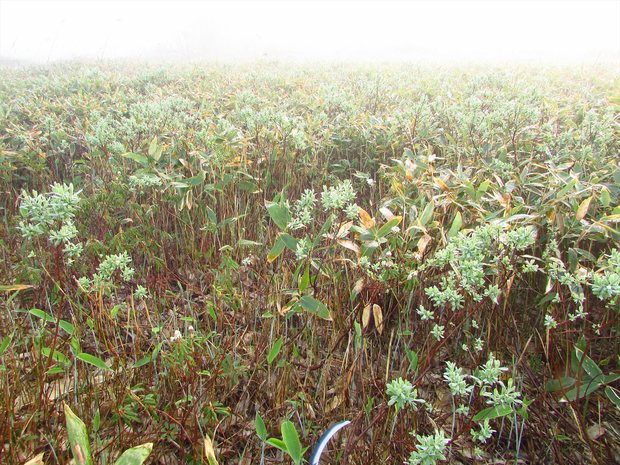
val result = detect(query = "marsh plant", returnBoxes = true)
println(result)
[1,64,618,464]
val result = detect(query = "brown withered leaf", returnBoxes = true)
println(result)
[362,304,371,329]
[359,208,375,229]
[373,304,384,334]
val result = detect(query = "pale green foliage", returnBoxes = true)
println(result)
[483,378,522,410]
[3,64,619,465]
[443,361,472,397]
[295,237,311,261]
[408,429,450,465]
[18,182,83,264]
[320,180,356,211]
[424,224,536,310]
[79,251,135,292]
[416,304,434,321]
[590,249,620,305]
[288,189,317,230]
[344,203,361,219]
[134,285,148,300]
[128,172,162,191]
[431,324,445,341]
[387,377,424,412]
[473,353,507,386]
[544,314,558,329]
[471,419,495,444]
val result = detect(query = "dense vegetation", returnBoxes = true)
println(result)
[0,63,619,464]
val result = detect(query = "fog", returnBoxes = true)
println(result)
[1,0,619,64]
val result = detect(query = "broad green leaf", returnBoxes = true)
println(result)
[121,152,149,167]
[41,347,70,366]
[132,355,151,368]
[298,295,331,320]
[464,181,476,199]
[564,379,602,401]
[92,409,101,434]
[184,171,206,187]
[281,421,302,465]
[267,337,283,365]
[267,237,286,263]
[265,201,291,230]
[603,373,620,384]
[255,412,267,441]
[299,265,310,293]
[406,348,418,374]
[110,305,121,320]
[29,308,55,323]
[447,211,462,238]
[605,386,620,409]
[313,215,334,247]
[573,346,603,379]
[0,332,13,356]
[64,403,94,465]
[473,405,513,421]
[555,178,576,200]
[113,443,153,465]
[546,377,575,392]
[477,179,491,194]
[377,216,402,238]
[280,233,298,251]
[266,438,287,453]
[206,206,218,224]
[151,342,163,361]
[419,202,434,226]
[148,136,162,161]
[77,353,112,371]
[600,187,611,208]
[237,179,260,193]
[59,320,75,336]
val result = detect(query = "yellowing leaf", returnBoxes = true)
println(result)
[417,234,432,255]
[576,196,592,221]
[372,304,384,335]
[359,208,375,229]
[336,221,354,238]
[204,435,218,465]
[362,304,371,329]
[434,177,449,191]
[337,240,360,255]
[63,403,93,465]
[0,283,33,292]
[113,443,153,465]
[24,453,45,465]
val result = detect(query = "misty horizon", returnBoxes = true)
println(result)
[1,0,619,65]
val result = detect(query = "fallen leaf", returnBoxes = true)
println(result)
[587,424,605,441]
[24,453,45,465]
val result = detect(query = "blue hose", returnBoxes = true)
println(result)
[309,420,351,465]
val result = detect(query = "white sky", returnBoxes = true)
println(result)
[0,0,619,64]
